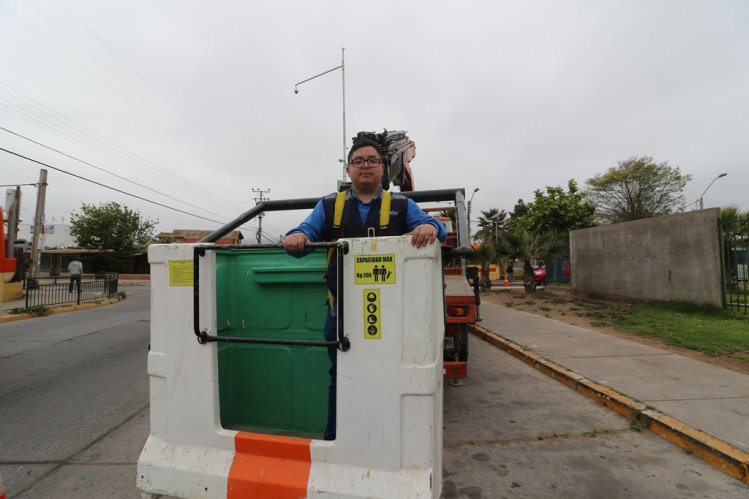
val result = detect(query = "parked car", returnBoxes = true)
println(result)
[533,265,547,285]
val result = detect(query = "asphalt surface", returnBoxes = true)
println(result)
[442,334,749,498]
[0,285,150,499]
[2,284,748,497]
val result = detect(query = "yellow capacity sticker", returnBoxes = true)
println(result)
[169,260,193,286]
[354,254,396,285]
[362,289,381,339]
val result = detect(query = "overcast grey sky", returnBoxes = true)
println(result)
[1,0,747,241]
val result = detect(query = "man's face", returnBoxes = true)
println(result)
[346,146,384,191]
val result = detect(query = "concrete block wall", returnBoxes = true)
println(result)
[570,208,722,307]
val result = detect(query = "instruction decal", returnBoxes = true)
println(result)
[354,254,396,285]
[169,260,193,287]
[363,289,381,339]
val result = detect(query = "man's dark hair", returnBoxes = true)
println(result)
[347,137,381,163]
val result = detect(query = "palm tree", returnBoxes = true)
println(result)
[470,242,496,289]
[497,228,564,294]
[475,209,507,246]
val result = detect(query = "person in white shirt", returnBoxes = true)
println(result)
[68,259,82,293]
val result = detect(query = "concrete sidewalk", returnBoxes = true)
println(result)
[475,300,749,484]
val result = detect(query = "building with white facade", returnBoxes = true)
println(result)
[18,223,77,249]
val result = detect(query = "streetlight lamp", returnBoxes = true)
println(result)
[467,188,479,243]
[698,173,727,209]
[294,47,347,184]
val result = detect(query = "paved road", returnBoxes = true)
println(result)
[0,286,150,499]
[1,285,746,498]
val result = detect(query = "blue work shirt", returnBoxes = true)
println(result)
[286,187,447,243]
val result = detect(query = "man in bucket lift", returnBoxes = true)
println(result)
[283,135,446,440]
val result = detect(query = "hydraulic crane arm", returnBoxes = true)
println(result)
[353,130,415,192]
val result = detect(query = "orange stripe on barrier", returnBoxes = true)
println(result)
[227,432,312,499]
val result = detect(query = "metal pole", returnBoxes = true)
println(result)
[467,188,479,243]
[30,169,47,278]
[251,188,270,244]
[4,186,20,258]
[698,173,727,210]
[341,47,347,183]
[293,48,348,183]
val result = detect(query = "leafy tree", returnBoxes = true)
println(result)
[496,228,564,294]
[70,202,157,255]
[475,208,507,245]
[509,199,529,220]
[586,156,692,224]
[518,180,596,236]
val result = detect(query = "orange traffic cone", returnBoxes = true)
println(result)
[503,273,509,287]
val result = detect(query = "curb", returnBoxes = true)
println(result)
[0,298,122,323]
[470,323,749,486]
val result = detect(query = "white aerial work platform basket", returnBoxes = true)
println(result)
[137,235,444,498]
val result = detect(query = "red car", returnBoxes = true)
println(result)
[533,266,547,285]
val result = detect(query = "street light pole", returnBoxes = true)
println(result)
[698,173,727,210]
[487,211,502,246]
[294,47,347,184]
[467,187,479,243]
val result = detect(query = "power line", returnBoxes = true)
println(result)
[0,81,250,200]
[24,0,247,180]
[0,1,248,182]
[0,145,224,225]
[0,81,184,184]
[0,96,168,185]
[0,125,229,220]
[0,146,267,236]
[56,0,247,175]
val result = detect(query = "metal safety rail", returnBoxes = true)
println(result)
[193,188,473,349]
[193,241,351,350]
[199,188,473,253]
[25,274,118,308]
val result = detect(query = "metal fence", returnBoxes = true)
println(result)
[545,258,572,288]
[25,273,119,309]
[723,216,748,314]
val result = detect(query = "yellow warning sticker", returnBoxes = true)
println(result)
[169,260,193,287]
[363,289,381,339]
[354,254,396,285]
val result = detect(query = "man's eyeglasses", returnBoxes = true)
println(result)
[349,157,383,168]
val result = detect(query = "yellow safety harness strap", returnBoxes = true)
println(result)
[379,190,391,229]
[327,191,348,309]
[326,190,391,311]
[332,191,346,229]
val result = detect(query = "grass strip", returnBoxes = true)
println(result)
[615,302,749,356]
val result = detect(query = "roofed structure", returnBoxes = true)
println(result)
[156,230,243,245]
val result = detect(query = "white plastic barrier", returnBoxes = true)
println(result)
[137,236,444,498]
